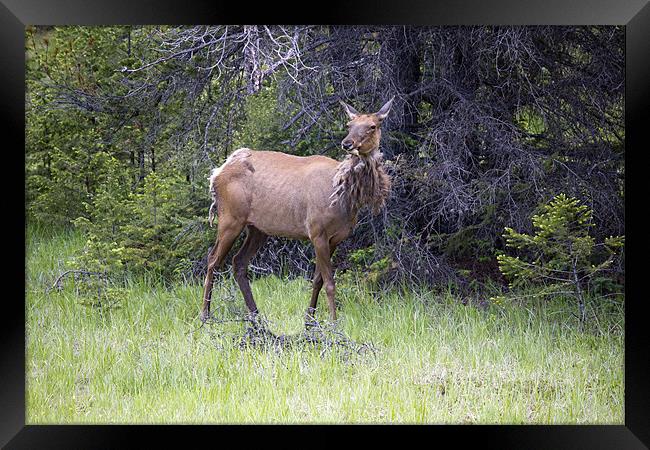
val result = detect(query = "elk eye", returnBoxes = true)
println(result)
[369,125,376,130]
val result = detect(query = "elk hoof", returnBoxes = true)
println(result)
[326,318,341,330]
[199,310,210,323]
[246,311,260,328]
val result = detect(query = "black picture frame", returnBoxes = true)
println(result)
[3,0,648,448]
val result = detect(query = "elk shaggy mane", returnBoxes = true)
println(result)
[329,149,391,215]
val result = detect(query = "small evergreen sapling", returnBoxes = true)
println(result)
[497,194,624,324]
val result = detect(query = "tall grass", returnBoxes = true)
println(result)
[25,226,624,424]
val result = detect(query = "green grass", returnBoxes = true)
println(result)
[26,227,624,424]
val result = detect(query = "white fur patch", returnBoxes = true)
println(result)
[207,148,252,227]
[208,147,252,190]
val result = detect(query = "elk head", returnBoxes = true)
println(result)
[340,97,395,156]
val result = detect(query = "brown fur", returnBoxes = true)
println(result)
[200,98,394,324]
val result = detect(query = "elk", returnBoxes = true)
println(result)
[200,97,394,325]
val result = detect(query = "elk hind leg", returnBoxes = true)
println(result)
[200,218,244,322]
[232,226,268,317]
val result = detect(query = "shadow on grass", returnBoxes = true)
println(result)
[202,313,377,360]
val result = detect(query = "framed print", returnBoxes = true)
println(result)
[3,0,648,448]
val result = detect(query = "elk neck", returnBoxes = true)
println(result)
[329,147,391,217]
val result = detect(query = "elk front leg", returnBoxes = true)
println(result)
[306,269,323,327]
[312,235,336,322]
[306,244,337,327]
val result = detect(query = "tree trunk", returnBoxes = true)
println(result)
[573,262,586,327]
[138,149,145,181]
[380,27,422,159]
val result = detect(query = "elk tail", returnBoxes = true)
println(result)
[207,167,221,228]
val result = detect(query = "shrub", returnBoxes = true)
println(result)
[73,161,213,280]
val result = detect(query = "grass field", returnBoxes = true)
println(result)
[26,226,624,424]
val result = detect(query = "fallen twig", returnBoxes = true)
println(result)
[47,270,108,294]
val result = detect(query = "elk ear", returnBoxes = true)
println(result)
[375,96,395,121]
[339,100,360,120]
